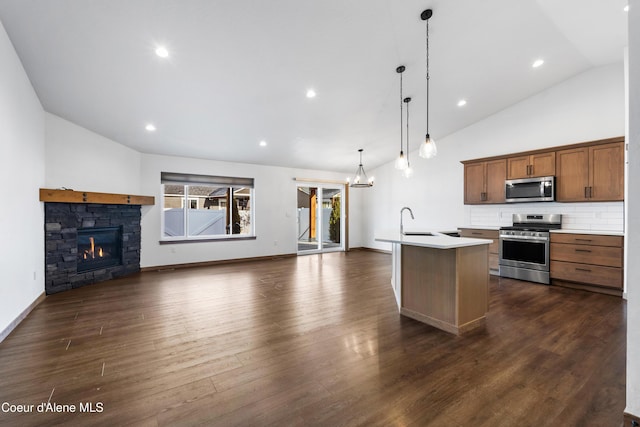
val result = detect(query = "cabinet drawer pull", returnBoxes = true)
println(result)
[575,268,592,272]
[574,238,592,242]
[575,249,592,253]
[472,232,482,235]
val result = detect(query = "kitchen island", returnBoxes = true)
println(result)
[376,232,492,335]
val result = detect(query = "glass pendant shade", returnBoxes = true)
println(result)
[403,165,414,178]
[419,134,437,159]
[395,152,408,170]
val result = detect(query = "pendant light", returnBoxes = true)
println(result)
[394,65,408,170]
[403,97,414,178]
[418,9,437,159]
[349,149,374,188]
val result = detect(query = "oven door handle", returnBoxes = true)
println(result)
[500,236,549,242]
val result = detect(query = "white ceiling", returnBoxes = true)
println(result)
[0,0,628,173]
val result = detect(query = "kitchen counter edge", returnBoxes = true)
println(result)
[375,232,493,249]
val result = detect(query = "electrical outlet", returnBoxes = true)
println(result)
[274,240,278,246]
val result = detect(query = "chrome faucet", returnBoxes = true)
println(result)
[400,207,414,235]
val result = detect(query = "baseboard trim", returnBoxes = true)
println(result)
[0,292,46,343]
[551,279,623,297]
[141,253,297,272]
[357,246,391,255]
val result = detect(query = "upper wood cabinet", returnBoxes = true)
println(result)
[464,159,506,204]
[507,152,556,179]
[462,136,624,205]
[556,141,624,202]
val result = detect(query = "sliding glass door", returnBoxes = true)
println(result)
[296,184,344,254]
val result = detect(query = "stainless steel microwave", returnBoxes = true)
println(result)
[505,176,555,203]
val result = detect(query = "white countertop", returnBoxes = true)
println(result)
[551,229,625,236]
[458,225,501,231]
[375,231,493,249]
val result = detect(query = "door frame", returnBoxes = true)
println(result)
[294,179,348,254]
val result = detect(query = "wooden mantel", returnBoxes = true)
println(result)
[39,188,155,205]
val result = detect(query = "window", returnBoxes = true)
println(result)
[161,172,254,240]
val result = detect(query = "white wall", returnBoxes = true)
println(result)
[140,153,362,268]
[626,0,640,418]
[363,63,625,251]
[45,113,142,194]
[0,19,45,336]
[42,113,365,268]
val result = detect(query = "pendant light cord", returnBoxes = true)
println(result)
[400,70,404,153]
[425,18,430,136]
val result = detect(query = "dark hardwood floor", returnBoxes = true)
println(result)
[0,250,626,426]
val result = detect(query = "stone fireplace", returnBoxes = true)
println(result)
[44,203,141,294]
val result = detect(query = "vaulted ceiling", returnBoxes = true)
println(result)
[0,0,628,172]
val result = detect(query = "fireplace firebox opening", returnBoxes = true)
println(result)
[77,226,123,272]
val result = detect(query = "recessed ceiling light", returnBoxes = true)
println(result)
[155,46,169,58]
[306,89,316,98]
[259,140,267,147]
[145,124,156,132]
[532,59,544,68]
[624,5,629,12]
[457,99,467,107]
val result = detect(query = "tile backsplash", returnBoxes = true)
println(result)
[466,202,624,232]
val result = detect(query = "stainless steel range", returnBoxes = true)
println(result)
[499,214,562,284]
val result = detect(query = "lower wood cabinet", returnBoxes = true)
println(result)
[550,233,624,295]
[459,228,499,275]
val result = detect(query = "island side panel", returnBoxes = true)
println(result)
[391,243,402,309]
[401,245,457,327]
[455,244,490,331]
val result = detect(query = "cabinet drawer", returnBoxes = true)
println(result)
[459,229,499,254]
[550,261,622,289]
[550,243,622,267]
[459,228,498,239]
[550,233,623,247]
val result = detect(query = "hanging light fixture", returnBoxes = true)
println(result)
[394,65,408,170]
[418,9,437,159]
[403,97,414,178]
[349,149,374,188]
